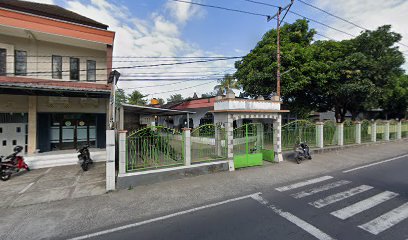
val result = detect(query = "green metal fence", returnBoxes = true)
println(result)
[282,120,316,150]
[191,124,227,163]
[402,121,408,138]
[389,121,398,140]
[126,126,184,172]
[233,123,264,168]
[323,121,337,146]
[361,120,372,143]
[343,120,356,145]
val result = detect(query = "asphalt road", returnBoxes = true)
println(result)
[69,155,408,240]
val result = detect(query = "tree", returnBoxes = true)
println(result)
[127,90,147,105]
[382,75,408,119]
[157,98,165,105]
[235,19,406,121]
[167,94,183,103]
[214,74,240,95]
[201,91,217,98]
[115,88,128,107]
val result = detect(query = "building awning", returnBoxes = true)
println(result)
[0,77,111,98]
[121,103,195,116]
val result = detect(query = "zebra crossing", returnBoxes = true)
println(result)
[275,175,408,237]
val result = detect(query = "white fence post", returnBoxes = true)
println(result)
[397,120,402,140]
[337,122,344,146]
[384,121,390,141]
[355,121,361,144]
[371,120,377,142]
[118,130,127,175]
[316,122,324,148]
[106,130,115,191]
[226,114,235,170]
[183,128,191,166]
[273,114,283,162]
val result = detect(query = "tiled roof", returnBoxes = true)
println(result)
[0,0,108,29]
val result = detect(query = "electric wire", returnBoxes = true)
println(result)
[145,80,217,96]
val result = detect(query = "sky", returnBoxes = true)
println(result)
[31,0,408,102]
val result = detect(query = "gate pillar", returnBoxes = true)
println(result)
[273,114,283,162]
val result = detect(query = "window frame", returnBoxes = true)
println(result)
[86,60,96,82]
[70,57,80,81]
[0,48,6,76]
[52,55,62,79]
[14,50,27,76]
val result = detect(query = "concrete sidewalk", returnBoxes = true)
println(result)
[0,140,407,240]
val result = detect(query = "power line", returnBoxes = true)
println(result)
[125,80,193,89]
[170,0,270,18]
[297,0,408,49]
[243,0,279,8]
[4,55,241,59]
[120,77,223,82]
[1,57,241,75]
[146,80,217,96]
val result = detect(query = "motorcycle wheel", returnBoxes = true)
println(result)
[81,163,89,171]
[295,156,302,164]
[26,167,31,171]
[1,173,11,181]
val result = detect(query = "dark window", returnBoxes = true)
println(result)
[87,60,96,82]
[12,140,17,145]
[2,140,6,146]
[0,48,6,76]
[52,55,62,79]
[70,57,80,80]
[0,127,2,133]
[16,127,21,133]
[15,50,27,76]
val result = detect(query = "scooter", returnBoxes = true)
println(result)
[78,145,93,171]
[0,146,30,181]
[294,142,312,164]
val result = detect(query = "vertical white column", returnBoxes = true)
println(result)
[28,96,37,154]
[106,130,116,191]
[225,114,234,171]
[183,128,191,166]
[337,122,344,146]
[371,121,377,142]
[215,125,222,157]
[355,121,361,144]
[273,115,283,162]
[316,122,324,148]
[397,120,402,140]
[118,130,127,175]
[384,121,390,141]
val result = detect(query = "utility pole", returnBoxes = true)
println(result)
[108,70,121,129]
[268,0,294,98]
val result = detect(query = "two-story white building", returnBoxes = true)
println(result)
[0,0,115,167]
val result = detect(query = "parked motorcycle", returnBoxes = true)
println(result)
[294,142,312,164]
[78,145,93,171]
[0,146,30,181]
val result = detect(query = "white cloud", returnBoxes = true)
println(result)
[312,0,408,69]
[165,0,205,23]
[63,0,233,100]
[28,0,54,4]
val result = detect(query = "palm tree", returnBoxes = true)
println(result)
[214,74,240,95]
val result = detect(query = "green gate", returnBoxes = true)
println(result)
[233,123,267,169]
[191,124,227,163]
[126,126,184,172]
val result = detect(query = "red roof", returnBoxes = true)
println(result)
[171,97,215,110]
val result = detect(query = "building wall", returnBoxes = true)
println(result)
[0,33,108,82]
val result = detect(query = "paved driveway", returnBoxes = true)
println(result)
[0,163,106,208]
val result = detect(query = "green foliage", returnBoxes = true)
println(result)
[157,98,165,105]
[235,19,407,121]
[115,88,128,107]
[214,74,240,95]
[167,94,183,103]
[127,90,147,105]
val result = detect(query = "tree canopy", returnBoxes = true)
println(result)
[234,19,407,121]
[167,94,184,103]
[127,90,147,105]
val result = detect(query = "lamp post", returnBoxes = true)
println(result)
[108,70,120,129]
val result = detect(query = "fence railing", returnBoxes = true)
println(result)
[118,119,407,173]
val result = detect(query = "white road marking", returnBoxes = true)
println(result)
[18,182,34,194]
[331,191,399,220]
[291,180,352,199]
[343,154,408,173]
[45,168,52,174]
[358,202,408,235]
[275,176,333,192]
[251,194,336,240]
[309,185,374,208]
[67,192,261,240]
